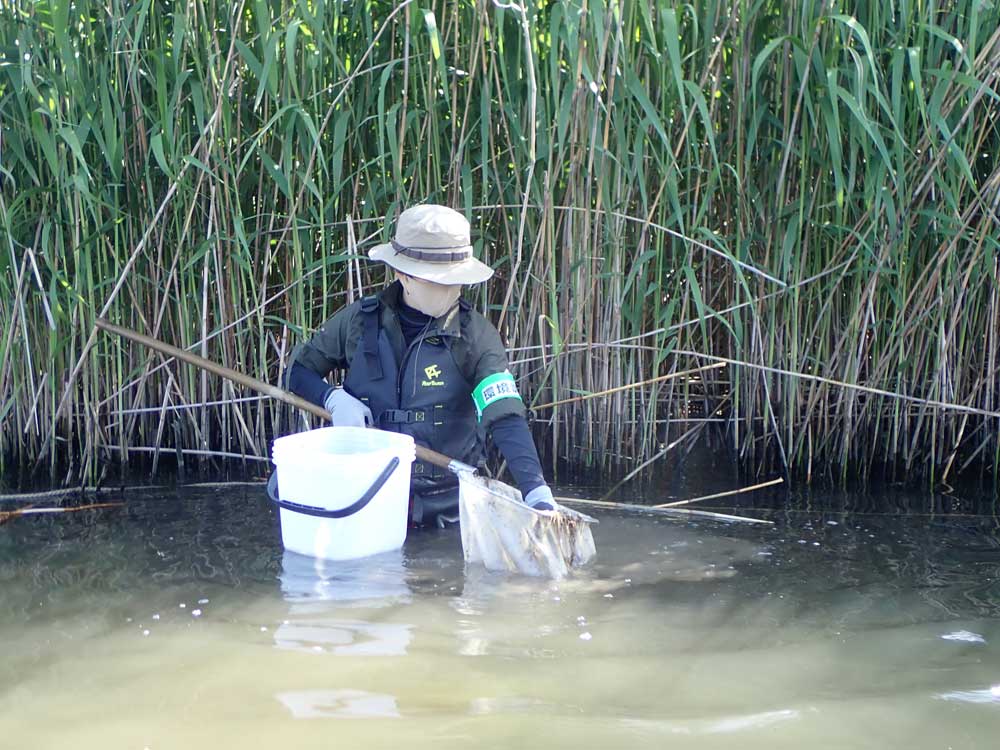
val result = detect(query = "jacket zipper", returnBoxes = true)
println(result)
[397,325,454,404]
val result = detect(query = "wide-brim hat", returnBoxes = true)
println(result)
[368,204,494,285]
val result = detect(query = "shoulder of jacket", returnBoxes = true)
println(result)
[458,305,505,352]
[322,298,367,337]
[459,302,492,329]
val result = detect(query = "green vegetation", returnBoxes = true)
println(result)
[1,0,998,487]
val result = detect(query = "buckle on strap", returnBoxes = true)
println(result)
[379,409,426,424]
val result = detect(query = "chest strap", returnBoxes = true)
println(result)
[378,409,426,424]
[359,296,383,380]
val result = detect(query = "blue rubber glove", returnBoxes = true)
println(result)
[524,485,555,511]
[323,388,373,427]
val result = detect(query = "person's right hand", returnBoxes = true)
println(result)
[323,388,373,427]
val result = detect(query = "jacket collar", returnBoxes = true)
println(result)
[379,280,463,338]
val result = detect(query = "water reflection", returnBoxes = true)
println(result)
[441,520,775,660]
[273,618,413,656]
[278,549,411,606]
[274,550,413,656]
[4,487,1000,747]
[622,708,803,736]
[935,685,1000,704]
[940,630,987,644]
[275,689,401,719]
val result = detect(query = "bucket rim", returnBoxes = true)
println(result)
[272,426,416,457]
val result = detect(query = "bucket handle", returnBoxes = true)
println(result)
[267,456,400,519]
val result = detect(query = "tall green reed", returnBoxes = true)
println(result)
[1,0,998,488]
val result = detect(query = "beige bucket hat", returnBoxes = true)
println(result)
[368,204,494,285]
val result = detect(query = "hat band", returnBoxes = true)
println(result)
[391,240,471,263]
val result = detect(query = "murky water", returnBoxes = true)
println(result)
[2,485,999,749]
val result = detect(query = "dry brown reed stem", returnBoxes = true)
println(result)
[102,446,272,463]
[0,502,124,524]
[0,487,101,503]
[508,258,854,369]
[532,363,727,411]
[599,420,713,502]
[676,351,1000,421]
[556,496,773,525]
[653,478,785,508]
[477,202,788,287]
[0,504,33,526]
[0,480,272,504]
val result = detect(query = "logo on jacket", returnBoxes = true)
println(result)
[422,364,445,387]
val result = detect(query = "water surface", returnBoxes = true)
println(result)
[1,485,998,749]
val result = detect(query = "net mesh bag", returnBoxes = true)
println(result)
[458,472,597,578]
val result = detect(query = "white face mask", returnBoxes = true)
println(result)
[397,274,462,318]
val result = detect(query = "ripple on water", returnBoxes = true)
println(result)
[935,685,1000,704]
[940,630,987,644]
[4,486,1000,748]
[275,689,401,719]
[622,708,802,736]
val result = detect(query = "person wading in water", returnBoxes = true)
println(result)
[285,204,554,526]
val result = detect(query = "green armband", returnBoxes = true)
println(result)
[472,371,522,420]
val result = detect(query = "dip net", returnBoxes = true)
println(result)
[457,472,597,578]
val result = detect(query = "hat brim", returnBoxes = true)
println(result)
[369,243,494,285]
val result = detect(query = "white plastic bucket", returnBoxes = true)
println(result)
[270,427,415,560]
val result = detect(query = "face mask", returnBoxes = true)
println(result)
[398,274,462,318]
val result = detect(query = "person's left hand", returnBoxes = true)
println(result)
[524,485,556,511]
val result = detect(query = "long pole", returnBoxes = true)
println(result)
[94,318,469,473]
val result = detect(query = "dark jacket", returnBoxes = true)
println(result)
[289,281,527,494]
